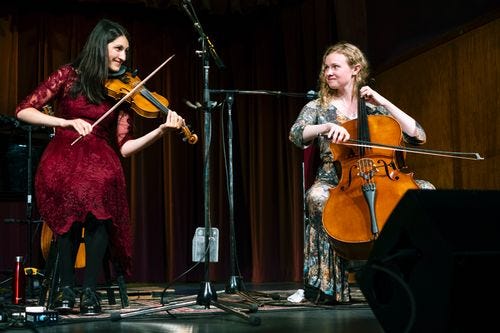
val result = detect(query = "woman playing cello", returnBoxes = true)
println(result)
[289,42,434,305]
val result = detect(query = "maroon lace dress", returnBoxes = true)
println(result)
[15,64,134,276]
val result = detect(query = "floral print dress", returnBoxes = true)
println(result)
[289,99,434,303]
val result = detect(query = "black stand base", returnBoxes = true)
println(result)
[225,276,283,306]
[225,275,242,293]
[111,281,260,325]
[197,281,217,305]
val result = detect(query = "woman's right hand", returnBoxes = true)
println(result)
[324,123,350,143]
[17,108,93,137]
[61,118,93,136]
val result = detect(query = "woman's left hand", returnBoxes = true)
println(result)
[159,110,185,133]
[359,86,387,107]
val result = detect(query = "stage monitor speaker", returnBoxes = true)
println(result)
[356,189,500,333]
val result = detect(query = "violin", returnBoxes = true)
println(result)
[105,67,198,144]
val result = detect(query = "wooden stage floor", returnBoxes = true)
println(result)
[1,282,385,333]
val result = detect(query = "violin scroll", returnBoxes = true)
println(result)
[181,126,198,144]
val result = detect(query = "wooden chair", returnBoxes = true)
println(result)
[39,223,129,309]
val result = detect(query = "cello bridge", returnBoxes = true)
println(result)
[356,158,378,181]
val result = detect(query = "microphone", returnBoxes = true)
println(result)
[306,90,318,100]
[184,99,221,110]
[184,99,202,109]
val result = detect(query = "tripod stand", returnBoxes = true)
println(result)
[209,89,317,305]
[109,0,260,325]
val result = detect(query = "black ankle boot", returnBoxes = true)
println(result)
[80,287,102,315]
[54,286,76,312]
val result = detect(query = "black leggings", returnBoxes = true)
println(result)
[57,213,109,290]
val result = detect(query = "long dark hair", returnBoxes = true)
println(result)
[71,19,129,104]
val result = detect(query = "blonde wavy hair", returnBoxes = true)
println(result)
[317,42,370,108]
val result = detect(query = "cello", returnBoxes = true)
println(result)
[322,98,419,260]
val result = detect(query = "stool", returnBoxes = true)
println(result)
[39,233,129,309]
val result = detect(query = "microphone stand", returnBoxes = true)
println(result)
[208,88,316,303]
[223,92,238,293]
[25,125,34,268]
[183,3,262,322]
[17,122,45,299]
[2,115,53,303]
[216,92,280,304]
[108,1,260,325]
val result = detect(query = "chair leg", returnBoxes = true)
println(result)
[116,274,129,308]
[39,239,60,309]
[48,252,61,309]
[40,237,130,310]
[102,260,116,306]
[101,258,129,308]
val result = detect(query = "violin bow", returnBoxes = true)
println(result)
[341,139,484,160]
[71,54,175,146]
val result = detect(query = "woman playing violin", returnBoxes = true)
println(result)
[15,19,185,315]
[289,42,435,305]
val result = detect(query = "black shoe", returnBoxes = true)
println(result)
[304,284,350,305]
[54,286,76,312]
[80,287,102,315]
